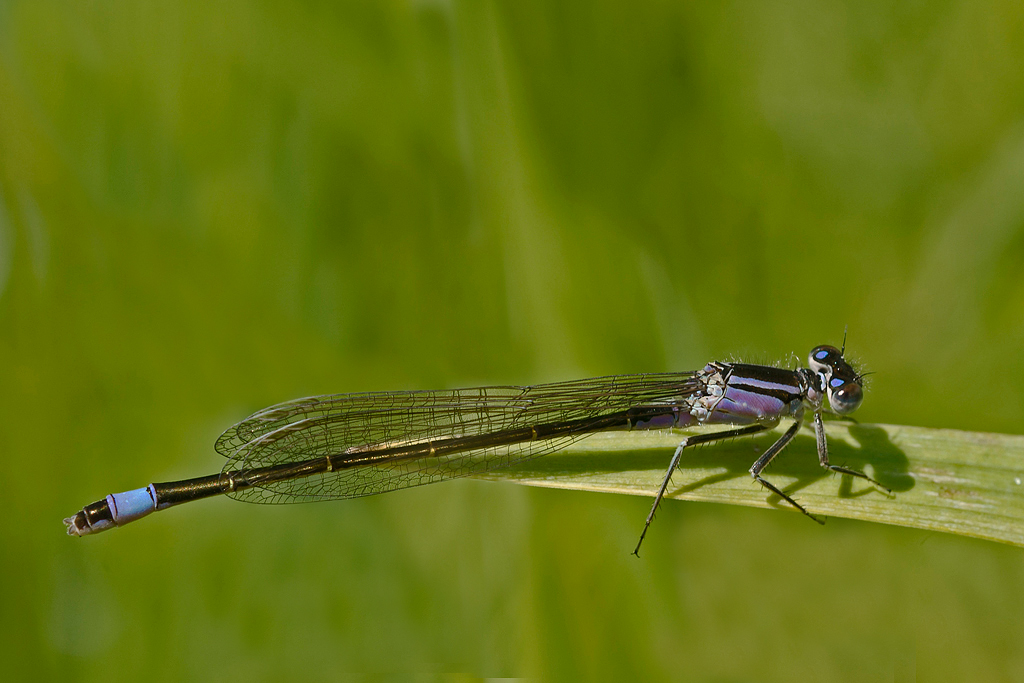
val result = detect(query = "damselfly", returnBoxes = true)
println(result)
[65,343,889,553]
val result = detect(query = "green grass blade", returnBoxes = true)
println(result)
[473,423,1024,547]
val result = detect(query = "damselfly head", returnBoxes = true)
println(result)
[808,345,863,415]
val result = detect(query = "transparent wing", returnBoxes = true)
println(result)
[215,372,698,504]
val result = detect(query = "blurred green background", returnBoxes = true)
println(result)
[2,0,1024,680]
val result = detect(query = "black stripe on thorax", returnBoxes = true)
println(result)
[725,364,804,404]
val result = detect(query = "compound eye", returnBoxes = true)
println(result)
[829,379,863,415]
[808,345,842,373]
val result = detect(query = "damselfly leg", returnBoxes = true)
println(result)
[747,418,821,523]
[812,412,890,491]
[633,423,771,555]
